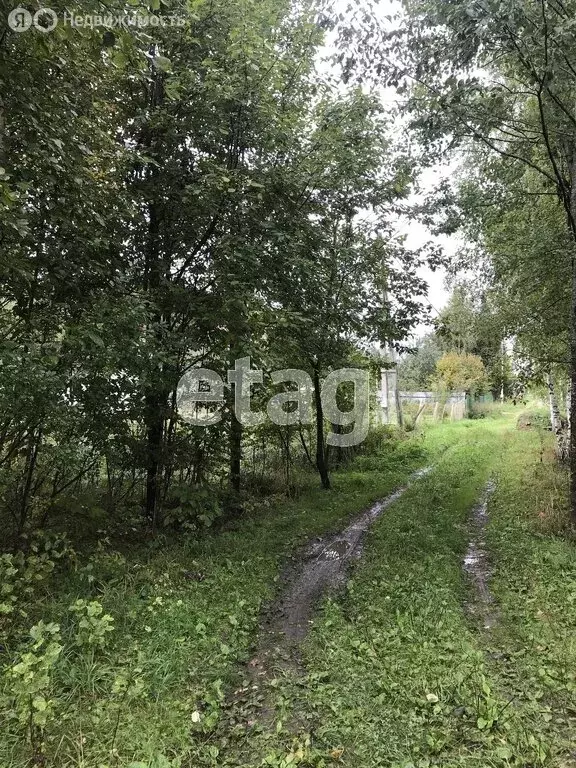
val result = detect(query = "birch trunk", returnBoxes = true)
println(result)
[547,372,560,435]
[547,373,569,462]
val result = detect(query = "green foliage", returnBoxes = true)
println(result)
[2,415,575,767]
[68,599,115,648]
[0,0,430,531]
[164,485,223,530]
[434,286,478,354]
[517,410,552,432]
[4,621,63,746]
[5,0,576,765]
[231,416,576,766]
[0,533,73,627]
[79,545,127,588]
[397,334,442,391]
[468,401,503,420]
[434,352,489,395]
[0,426,452,766]
[385,0,575,419]
[350,440,427,473]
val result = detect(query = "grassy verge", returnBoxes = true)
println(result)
[0,424,462,768]
[485,429,576,767]
[8,411,573,768]
[226,413,576,768]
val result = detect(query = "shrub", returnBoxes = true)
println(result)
[3,620,63,756]
[164,485,223,530]
[516,410,551,431]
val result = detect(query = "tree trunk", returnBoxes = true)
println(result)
[144,389,165,528]
[547,372,560,434]
[570,262,576,511]
[313,366,330,490]
[414,400,427,427]
[229,408,242,495]
[546,373,568,461]
[395,384,404,429]
[143,198,164,527]
[142,58,167,528]
[569,155,576,520]
[18,428,41,537]
[0,94,5,166]
[227,339,243,504]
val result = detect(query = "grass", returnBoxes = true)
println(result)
[0,423,461,768]
[485,430,576,766]
[218,413,576,768]
[223,418,511,767]
[3,410,576,768]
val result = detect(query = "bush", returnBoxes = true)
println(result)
[163,485,223,530]
[516,410,551,431]
[350,440,427,473]
[359,424,400,456]
[469,401,506,420]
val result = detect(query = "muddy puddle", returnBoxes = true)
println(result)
[463,480,498,629]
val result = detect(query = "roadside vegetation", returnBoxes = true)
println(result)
[0,424,439,767]
[4,0,576,766]
[4,412,576,768]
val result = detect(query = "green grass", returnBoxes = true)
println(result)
[219,414,576,768]
[484,430,576,767]
[224,418,511,767]
[4,411,576,768]
[0,423,461,768]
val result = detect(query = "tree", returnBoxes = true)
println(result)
[376,0,576,516]
[435,285,514,400]
[397,334,443,391]
[434,352,489,396]
[264,90,430,488]
[0,0,436,536]
[454,148,571,452]
[0,1,134,536]
[114,0,329,522]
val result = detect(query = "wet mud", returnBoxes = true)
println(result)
[463,480,498,630]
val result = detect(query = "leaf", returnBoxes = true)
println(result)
[32,696,48,711]
[86,331,105,348]
[153,55,172,73]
